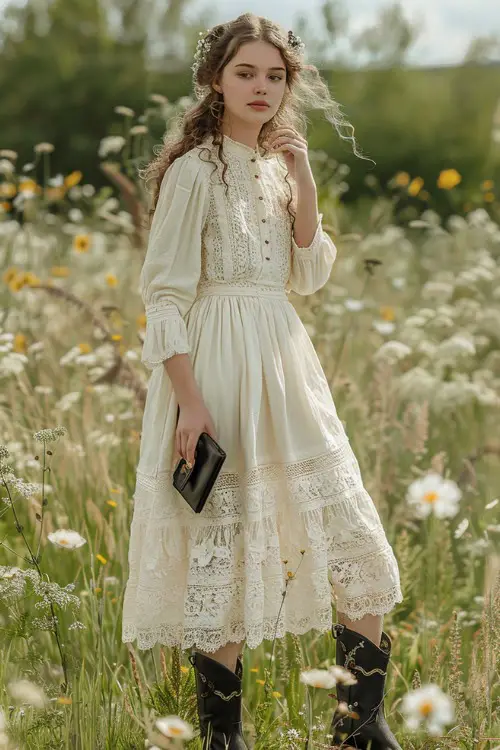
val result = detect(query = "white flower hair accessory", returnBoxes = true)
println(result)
[191,27,306,100]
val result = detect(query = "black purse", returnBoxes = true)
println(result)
[172,406,227,513]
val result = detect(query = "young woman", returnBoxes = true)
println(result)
[122,13,403,750]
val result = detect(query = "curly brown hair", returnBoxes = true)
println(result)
[140,12,367,229]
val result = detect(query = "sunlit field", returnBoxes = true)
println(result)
[0,96,499,750]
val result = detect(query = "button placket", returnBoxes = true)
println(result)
[251,155,271,264]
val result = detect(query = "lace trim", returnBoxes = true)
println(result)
[141,302,190,370]
[122,581,403,653]
[123,441,403,652]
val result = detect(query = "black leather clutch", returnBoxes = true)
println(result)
[172,408,226,513]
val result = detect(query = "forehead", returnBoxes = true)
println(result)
[231,40,284,68]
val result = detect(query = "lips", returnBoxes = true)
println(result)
[248,102,269,108]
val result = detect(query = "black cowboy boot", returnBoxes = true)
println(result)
[329,623,401,749]
[189,651,248,750]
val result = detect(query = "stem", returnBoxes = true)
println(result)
[330,272,372,386]
[35,444,47,563]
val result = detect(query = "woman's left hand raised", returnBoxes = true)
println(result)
[265,127,314,188]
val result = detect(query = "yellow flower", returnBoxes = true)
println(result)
[26,272,42,287]
[111,597,118,603]
[136,313,146,328]
[437,169,461,190]
[64,171,83,188]
[110,488,121,494]
[408,177,424,197]
[9,276,26,292]
[105,274,118,288]
[180,666,190,674]
[13,333,27,353]
[96,554,107,565]
[3,266,19,285]
[57,696,72,705]
[481,179,494,191]
[78,342,92,354]
[287,571,295,579]
[18,179,39,194]
[0,183,17,198]
[50,266,71,277]
[1,201,11,212]
[249,668,259,673]
[484,192,495,203]
[111,334,122,342]
[107,500,118,508]
[394,171,410,187]
[272,691,282,698]
[256,679,266,686]
[379,305,396,322]
[73,234,91,253]
[94,587,102,594]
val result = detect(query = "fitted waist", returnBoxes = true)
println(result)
[196,282,290,301]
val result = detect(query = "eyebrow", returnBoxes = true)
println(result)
[234,63,286,72]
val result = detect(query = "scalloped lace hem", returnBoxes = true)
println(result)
[122,583,403,652]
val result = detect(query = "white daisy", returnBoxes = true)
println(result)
[345,298,365,312]
[299,668,337,689]
[373,320,396,335]
[98,136,126,159]
[155,716,194,740]
[401,683,454,736]
[48,529,87,550]
[406,472,462,519]
[328,665,357,685]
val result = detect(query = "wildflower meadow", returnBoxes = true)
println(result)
[0,95,499,749]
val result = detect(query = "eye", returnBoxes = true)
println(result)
[237,72,284,81]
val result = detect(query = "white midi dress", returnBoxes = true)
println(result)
[122,133,403,654]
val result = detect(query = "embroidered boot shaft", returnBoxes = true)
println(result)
[189,651,248,750]
[329,623,402,749]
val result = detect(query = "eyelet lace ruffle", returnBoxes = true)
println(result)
[141,302,191,370]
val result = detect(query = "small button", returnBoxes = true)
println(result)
[255,175,259,179]
[258,196,263,200]
[265,256,270,260]
[265,240,270,244]
[251,158,256,162]
[262,218,266,223]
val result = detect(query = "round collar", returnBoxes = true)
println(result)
[202,133,273,162]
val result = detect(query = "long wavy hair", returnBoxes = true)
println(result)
[140,12,366,228]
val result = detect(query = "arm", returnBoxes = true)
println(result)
[139,152,209,374]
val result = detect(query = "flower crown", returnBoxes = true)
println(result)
[191,28,306,100]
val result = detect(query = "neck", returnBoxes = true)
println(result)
[220,116,262,150]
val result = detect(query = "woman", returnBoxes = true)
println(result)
[122,13,403,750]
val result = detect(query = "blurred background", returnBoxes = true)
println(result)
[0,0,499,211]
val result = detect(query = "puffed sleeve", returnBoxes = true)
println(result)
[139,152,209,370]
[286,213,337,296]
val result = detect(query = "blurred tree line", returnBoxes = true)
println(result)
[0,0,499,205]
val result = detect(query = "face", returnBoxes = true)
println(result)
[213,40,287,128]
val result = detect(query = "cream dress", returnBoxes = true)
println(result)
[122,133,403,653]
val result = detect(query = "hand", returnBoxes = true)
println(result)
[174,399,218,468]
[265,127,313,186]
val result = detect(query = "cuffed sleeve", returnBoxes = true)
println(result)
[139,152,209,370]
[286,213,337,296]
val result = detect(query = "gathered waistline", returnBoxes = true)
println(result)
[196,283,290,301]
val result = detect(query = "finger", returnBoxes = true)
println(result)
[186,434,200,466]
[269,130,305,144]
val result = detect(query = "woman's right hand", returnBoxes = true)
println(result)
[175,398,218,468]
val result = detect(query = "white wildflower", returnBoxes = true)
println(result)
[48,529,87,550]
[68,208,84,223]
[406,472,462,519]
[155,716,194,740]
[34,142,55,154]
[7,678,48,708]
[373,340,412,365]
[55,391,81,411]
[114,105,135,117]
[328,665,357,685]
[130,125,148,136]
[401,684,454,736]
[0,353,29,375]
[0,159,15,175]
[485,498,498,510]
[345,298,364,312]
[454,518,469,539]
[98,136,126,159]
[299,668,337,689]
[373,320,396,335]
